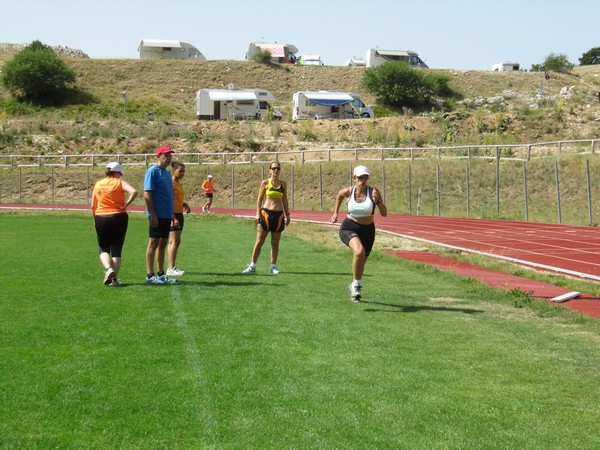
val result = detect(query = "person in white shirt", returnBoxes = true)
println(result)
[331,165,387,303]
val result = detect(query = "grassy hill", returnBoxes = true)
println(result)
[1,49,600,156]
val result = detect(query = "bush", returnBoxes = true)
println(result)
[252,50,274,65]
[0,40,76,105]
[531,53,574,73]
[362,61,451,108]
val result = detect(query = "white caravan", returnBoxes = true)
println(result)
[246,42,299,64]
[299,54,324,65]
[194,88,282,120]
[345,57,367,67]
[366,48,428,68]
[492,61,520,71]
[138,39,206,60]
[292,91,374,120]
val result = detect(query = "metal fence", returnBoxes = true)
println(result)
[1,139,598,168]
[1,139,600,226]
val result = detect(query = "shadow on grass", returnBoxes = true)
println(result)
[361,301,484,315]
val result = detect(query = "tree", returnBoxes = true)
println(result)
[1,40,76,104]
[531,53,574,73]
[579,47,600,66]
[362,61,451,108]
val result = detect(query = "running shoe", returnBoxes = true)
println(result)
[146,275,165,285]
[104,267,116,285]
[167,267,185,276]
[110,279,122,287]
[242,264,256,273]
[158,274,178,284]
[269,264,280,274]
[349,284,362,303]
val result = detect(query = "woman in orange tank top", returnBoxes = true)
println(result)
[92,162,138,286]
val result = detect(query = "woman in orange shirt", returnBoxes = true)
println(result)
[201,174,215,213]
[92,162,138,286]
[167,161,191,277]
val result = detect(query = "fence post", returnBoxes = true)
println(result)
[381,163,386,204]
[495,147,500,214]
[436,164,441,216]
[527,144,531,161]
[291,164,295,210]
[19,166,22,203]
[555,160,562,224]
[408,164,412,214]
[523,161,529,221]
[86,166,90,206]
[319,164,323,210]
[51,166,55,204]
[466,162,470,217]
[231,164,235,208]
[586,159,593,226]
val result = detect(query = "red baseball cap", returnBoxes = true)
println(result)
[156,146,174,156]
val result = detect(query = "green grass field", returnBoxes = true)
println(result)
[1,212,599,449]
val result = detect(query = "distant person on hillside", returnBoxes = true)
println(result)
[92,162,138,286]
[331,165,387,303]
[201,174,215,213]
[144,146,178,285]
[167,161,191,277]
[242,162,291,274]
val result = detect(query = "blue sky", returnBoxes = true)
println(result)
[1,0,598,70]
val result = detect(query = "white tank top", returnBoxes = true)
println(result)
[347,186,375,218]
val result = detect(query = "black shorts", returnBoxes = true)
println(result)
[94,213,129,257]
[258,208,285,233]
[205,193,213,199]
[149,217,172,239]
[170,212,184,232]
[339,218,376,256]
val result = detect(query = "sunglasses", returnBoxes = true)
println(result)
[271,167,281,171]
[357,175,369,180]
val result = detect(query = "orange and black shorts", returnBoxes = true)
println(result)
[258,208,285,233]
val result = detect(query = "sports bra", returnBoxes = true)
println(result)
[347,186,375,218]
[265,178,284,199]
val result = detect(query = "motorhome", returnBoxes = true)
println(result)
[292,91,374,120]
[246,42,298,64]
[492,61,520,71]
[194,88,282,120]
[345,57,366,67]
[366,48,428,68]
[138,39,205,60]
[299,54,324,65]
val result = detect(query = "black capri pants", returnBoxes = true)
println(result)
[94,213,129,257]
[339,218,376,256]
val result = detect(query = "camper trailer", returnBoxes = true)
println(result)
[194,88,282,120]
[492,61,520,71]
[246,42,298,64]
[366,48,428,68]
[138,39,206,60]
[299,54,324,66]
[345,57,367,67]
[292,91,374,120]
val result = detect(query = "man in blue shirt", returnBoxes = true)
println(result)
[144,145,177,284]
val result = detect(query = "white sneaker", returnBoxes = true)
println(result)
[158,274,178,284]
[167,267,185,276]
[269,264,280,274]
[103,267,116,285]
[242,264,256,273]
[349,284,362,303]
[202,206,207,213]
[146,275,165,285]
